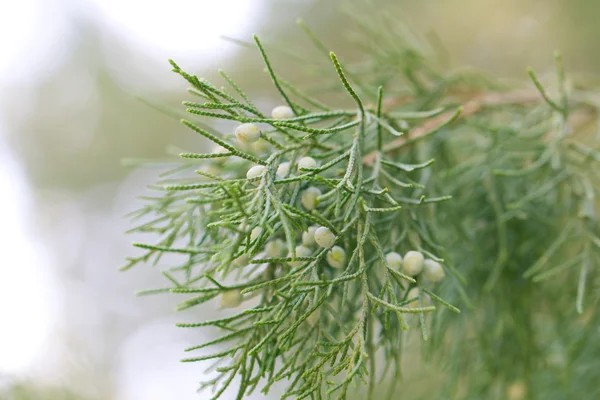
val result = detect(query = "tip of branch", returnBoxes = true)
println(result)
[168,59,179,70]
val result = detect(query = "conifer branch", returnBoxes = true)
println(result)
[124,13,600,400]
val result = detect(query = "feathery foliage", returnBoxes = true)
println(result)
[125,9,600,400]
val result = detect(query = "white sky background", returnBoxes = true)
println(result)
[0,0,271,398]
[0,136,58,378]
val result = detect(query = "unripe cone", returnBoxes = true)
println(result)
[423,259,445,282]
[406,287,420,307]
[235,123,261,143]
[265,239,286,258]
[289,245,312,267]
[250,139,269,155]
[221,290,244,308]
[276,162,291,178]
[403,251,424,276]
[233,254,249,267]
[406,287,430,307]
[271,105,294,120]
[211,145,230,166]
[301,187,321,210]
[212,145,229,154]
[327,246,346,268]
[250,227,262,242]
[302,226,318,247]
[314,226,335,248]
[385,252,403,269]
[246,165,265,185]
[298,156,318,170]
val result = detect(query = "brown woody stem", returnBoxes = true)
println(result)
[362,89,592,166]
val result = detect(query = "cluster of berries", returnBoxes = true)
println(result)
[385,250,445,282]
[221,235,445,309]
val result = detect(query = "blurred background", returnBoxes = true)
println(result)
[1,0,599,398]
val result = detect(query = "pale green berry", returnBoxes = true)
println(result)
[276,162,291,179]
[422,259,445,282]
[403,251,424,276]
[301,187,321,210]
[314,226,335,248]
[265,239,286,258]
[235,123,261,143]
[250,226,262,242]
[302,226,318,247]
[385,252,403,269]
[220,290,244,308]
[289,245,312,267]
[326,246,346,268]
[298,156,318,170]
[233,254,249,267]
[406,287,430,307]
[271,105,294,120]
[406,287,420,307]
[212,145,229,154]
[246,165,265,185]
[211,145,229,166]
[250,139,269,154]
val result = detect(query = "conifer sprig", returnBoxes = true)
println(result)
[125,12,600,400]
[125,27,460,398]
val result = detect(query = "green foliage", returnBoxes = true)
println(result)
[125,11,600,400]
[1,382,84,400]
